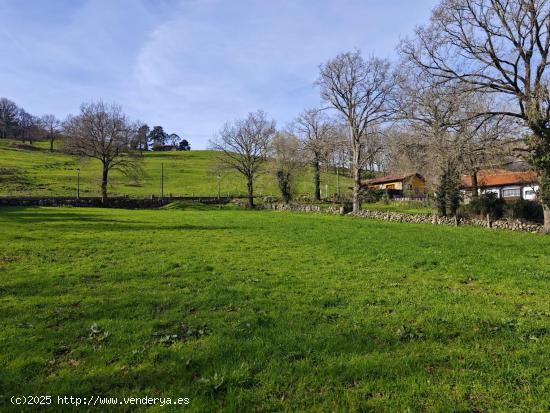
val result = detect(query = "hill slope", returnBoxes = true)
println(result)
[0,139,350,198]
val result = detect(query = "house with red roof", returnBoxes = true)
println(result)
[362,173,427,198]
[460,170,539,200]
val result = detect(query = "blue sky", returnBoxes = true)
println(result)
[1,0,438,148]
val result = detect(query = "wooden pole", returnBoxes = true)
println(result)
[336,165,340,197]
[161,163,164,199]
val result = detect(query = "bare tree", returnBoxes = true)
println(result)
[385,127,431,180]
[317,51,394,212]
[401,0,550,230]
[395,63,517,212]
[64,101,141,202]
[397,78,468,212]
[132,123,150,155]
[210,110,276,208]
[362,126,387,173]
[41,114,61,151]
[461,110,519,199]
[0,98,20,139]
[270,132,301,203]
[17,110,42,144]
[293,108,333,201]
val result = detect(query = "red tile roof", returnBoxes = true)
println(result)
[363,173,423,186]
[460,170,537,188]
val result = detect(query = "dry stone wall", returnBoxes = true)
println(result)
[263,203,543,234]
[0,196,232,209]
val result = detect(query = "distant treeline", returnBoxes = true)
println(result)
[0,97,190,152]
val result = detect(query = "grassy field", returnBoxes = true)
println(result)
[362,201,436,215]
[0,139,349,198]
[1,206,550,411]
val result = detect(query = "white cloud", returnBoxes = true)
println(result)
[0,0,439,147]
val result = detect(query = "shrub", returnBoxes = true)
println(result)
[468,193,505,219]
[362,188,383,203]
[382,189,391,205]
[456,204,469,219]
[276,170,292,203]
[341,200,353,213]
[505,199,544,223]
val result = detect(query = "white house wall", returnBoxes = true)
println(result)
[523,185,539,200]
[501,186,522,198]
[463,181,539,201]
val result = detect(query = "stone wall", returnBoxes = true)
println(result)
[0,196,232,209]
[261,202,342,214]
[351,209,542,233]
[263,202,543,233]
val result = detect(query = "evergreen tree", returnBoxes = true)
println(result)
[148,126,167,149]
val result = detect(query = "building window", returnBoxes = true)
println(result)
[502,188,521,198]
[523,185,539,200]
[482,188,500,196]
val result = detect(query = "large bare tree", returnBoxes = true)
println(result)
[210,110,276,208]
[460,109,519,198]
[401,0,550,230]
[317,51,394,212]
[41,114,61,151]
[397,76,467,202]
[64,101,141,202]
[395,64,517,212]
[293,108,333,201]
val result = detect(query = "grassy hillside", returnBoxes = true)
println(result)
[2,207,550,411]
[0,139,350,198]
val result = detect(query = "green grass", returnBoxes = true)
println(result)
[0,139,349,198]
[363,201,437,215]
[1,206,550,411]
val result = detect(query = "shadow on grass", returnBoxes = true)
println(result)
[0,209,121,224]
[0,208,243,233]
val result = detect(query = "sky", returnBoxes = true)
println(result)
[0,0,439,149]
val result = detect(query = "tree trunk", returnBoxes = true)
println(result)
[352,163,361,213]
[470,170,478,200]
[246,176,254,208]
[314,160,321,201]
[541,169,550,233]
[543,205,550,234]
[49,137,54,151]
[351,129,361,213]
[101,164,109,203]
[336,165,340,198]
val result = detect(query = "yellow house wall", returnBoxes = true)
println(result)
[375,181,403,190]
[404,176,426,193]
[370,176,426,192]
